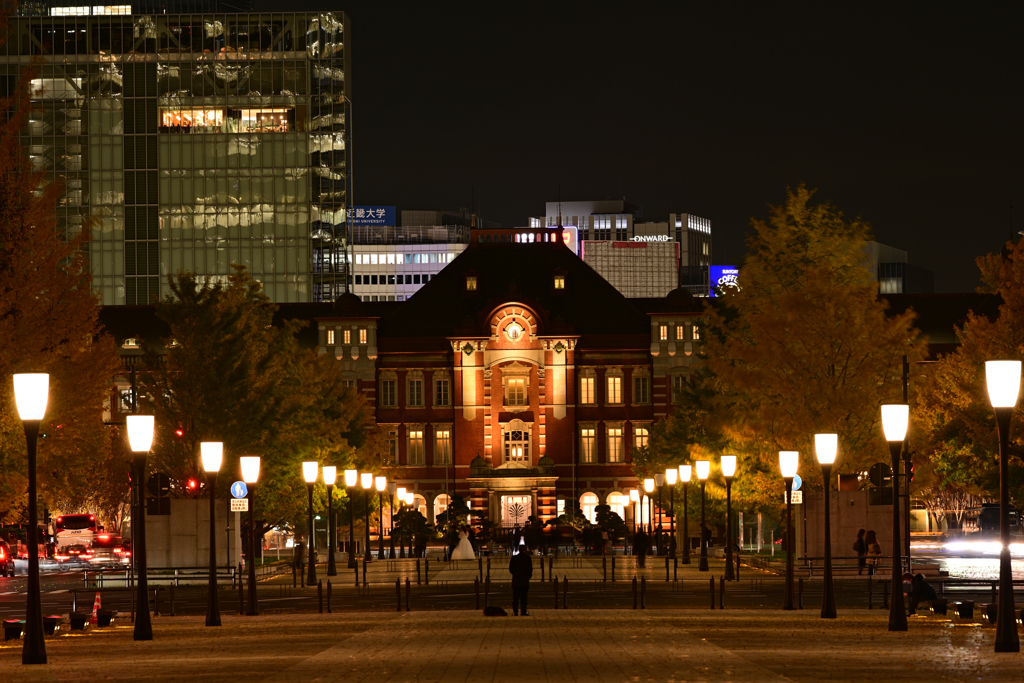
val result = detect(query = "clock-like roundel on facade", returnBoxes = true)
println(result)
[505,320,525,341]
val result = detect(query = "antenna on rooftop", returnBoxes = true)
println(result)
[557,184,562,229]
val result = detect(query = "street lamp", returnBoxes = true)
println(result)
[629,488,639,536]
[201,442,223,627]
[815,434,838,619]
[127,414,155,640]
[643,478,655,537]
[396,486,407,559]
[721,455,737,581]
[665,468,678,557]
[361,472,373,561]
[345,469,358,567]
[14,373,48,663]
[695,461,710,571]
[780,450,799,610]
[323,466,337,576]
[986,360,1021,652]
[405,492,415,558]
[376,476,387,559]
[302,461,319,586]
[387,482,397,559]
[654,473,665,554]
[679,465,692,564]
[240,456,261,616]
[880,404,909,632]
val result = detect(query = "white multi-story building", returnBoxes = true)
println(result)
[351,225,469,301]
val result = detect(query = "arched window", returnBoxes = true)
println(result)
[580,492,599,524]
[434,494,451,522]
[504,419,530,464]
[607,492,627,521]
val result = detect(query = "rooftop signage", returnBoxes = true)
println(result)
[348,206,396,226]
[710,265,740,297]
[632,235,671,242]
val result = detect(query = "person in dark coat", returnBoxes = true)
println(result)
[508,539,533,616]
[853,529,867,575]
[634,529,649,568]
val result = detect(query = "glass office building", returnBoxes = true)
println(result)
[2,8,350,304]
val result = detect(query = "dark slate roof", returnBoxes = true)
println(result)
[376,241,652,344]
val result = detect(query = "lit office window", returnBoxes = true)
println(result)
[607,376,623,404]
[580,428,596,463]
[580,376,595,404]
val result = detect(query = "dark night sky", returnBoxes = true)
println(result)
[261,2,1023,293]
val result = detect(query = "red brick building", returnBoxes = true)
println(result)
[317,228,703,530]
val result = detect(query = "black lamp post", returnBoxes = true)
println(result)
[387,483,397,559]
[815,434,838,619]
[780,450,798,610]
[644,478,655,538]
[630,489,639,537]
[696,461,710,572]
[405,492,415,557]
[655,473,665,555]
[344,469,358,567]
[324,466,337,576]
[302,461,319,586]
[240,456,261,616]
[722,455,736,581]
[376,476,387,559]
[680,465,691,565]
[880,405,909,631]
[361,472,373,562]
[665,468,677,557]
[985,360,1021,652]
[14,373,49,663]
[397,487,407,559]
[127,414,156,640]
[201,442,223,627]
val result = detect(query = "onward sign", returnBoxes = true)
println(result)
[709,265,740,297]
[631,235,670,242]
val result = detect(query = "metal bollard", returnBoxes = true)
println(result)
[354,563,359,587]
[549,556,553,581]
[735,550,741,581]
[719,576,725,609]
[239,578,244,615]
[632,576,637,609]
[416,558,421,585]
[396,579,401,612]
[541,556,545,582]
[554,576,560,609]
[799,577,804,609]
[484,576,490,608]
[710,577,715,610]
[425,559,429,586]
[603,556,607,582]
[406,577,411,611]
[641,576,646,609]
[293,564,297,588]
[612,555,616,582]
[487,557,491,579]
[475,578,480,611]
[479,557,484,580]
[327,580,332,613]
[868,574,873,609]
[563,576,569,609]
[362,559,367,586]
[674,556,678,581]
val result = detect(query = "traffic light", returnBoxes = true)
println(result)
[175,428,184,438]
[187,477,198,492]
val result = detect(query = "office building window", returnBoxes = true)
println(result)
[634,426,649,449]
[634,376,650,404]
[506,378,527,406]
[580,375,596,404]
[580,428,596,463]
[606,375,623,404]
[408,429,424,465]
[343,329,351,344]
[408,379,424,407]
[659,324,668,341]
[380,380,396,407]
[435,378,450,407]
[326,329,335,345]
[435,428,451,465]
[607,427,624,462]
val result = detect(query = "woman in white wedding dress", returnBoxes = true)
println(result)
[451,527,475,560]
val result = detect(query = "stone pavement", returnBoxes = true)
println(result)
[2,609,1023,682]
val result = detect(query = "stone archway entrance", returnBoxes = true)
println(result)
[500,495,531,526]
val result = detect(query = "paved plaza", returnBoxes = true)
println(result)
[2,609,1022,682]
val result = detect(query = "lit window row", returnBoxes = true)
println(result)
[354,274,432,286]
[579,424,650,463]
[354,252,454,265]
[579,375,650,405]
[379,378,452,408]
[657,323,700,341]
[325,328,367,345]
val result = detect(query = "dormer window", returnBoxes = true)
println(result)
[692,325,701,341]
[554,275,565,290]
[326,330,335,345]
[343,329,351,344]
[122,338,139,349]
[466,275,478,291]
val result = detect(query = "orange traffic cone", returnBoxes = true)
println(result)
[89,591,101,625]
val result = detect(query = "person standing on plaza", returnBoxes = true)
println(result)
[853,529,867,575]
[865,529,882,576]
[509,538,533,616]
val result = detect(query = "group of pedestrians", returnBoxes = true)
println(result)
[852,528,882,575]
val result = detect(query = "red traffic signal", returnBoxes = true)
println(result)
[175,428,184,437]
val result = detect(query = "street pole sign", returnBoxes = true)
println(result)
[785,491,803,504]
[231,498,248,512]
[231,481,248,499]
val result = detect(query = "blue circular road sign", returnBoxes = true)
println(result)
[231,481,248,499]
[792,474,802,491]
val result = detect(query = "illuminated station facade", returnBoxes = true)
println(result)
[317,228,704,529]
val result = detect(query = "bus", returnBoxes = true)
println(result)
[55,514,98,550]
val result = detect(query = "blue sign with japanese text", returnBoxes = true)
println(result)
[348,206,396,226]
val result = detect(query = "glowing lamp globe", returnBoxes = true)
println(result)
[322,466,337,486]
[695,460,710,481]
[302,461,319,484]
[665,468,678,485]
[630,489,640,502]
[815,434,838,465]
[13,373,48,420]
[126,414,155,453]
[721,455,737,478]
[344,469,358,487]
[405,492,414,506]
[396,486,406,500]
[880,404,909,442]
[779,451,799,479]
[986,360,1022,408]
[240,456,260,484]
[644,478,655,493]
[679,464,692,482]
[375,476,386,492]
[200,442,223,473]
[360,472,373,489]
